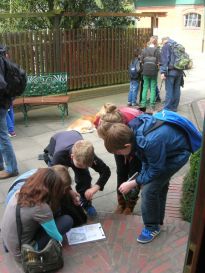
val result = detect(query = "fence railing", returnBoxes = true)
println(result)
[0,28,152,90]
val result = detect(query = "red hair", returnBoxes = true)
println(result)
[17,168,65,210]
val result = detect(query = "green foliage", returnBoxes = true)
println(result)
[180,149,201,222]
[0,0,135,32]
[0,0,51,32]
[91,0,135,28]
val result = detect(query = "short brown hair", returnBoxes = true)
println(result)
[72,140,94,166]
[104,123,134,153]
[97,121,113,139]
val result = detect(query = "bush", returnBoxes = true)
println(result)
[180,149,201,222]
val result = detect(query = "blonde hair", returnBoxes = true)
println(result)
[100,103,123,123]
[96,103,125,139]
[149,35,158,46]
[72,140,94,167]
[51,165,72,188]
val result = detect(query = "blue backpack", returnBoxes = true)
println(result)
[153,110,202,153]
[128,58,141,79]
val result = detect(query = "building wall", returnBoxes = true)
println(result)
[136,5,205,53]
[135,0,204,6]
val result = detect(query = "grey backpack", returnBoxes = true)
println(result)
[142,47,158,77]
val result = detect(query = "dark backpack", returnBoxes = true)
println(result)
[142,47,158,76]
[1,55,27,98]
[128,58,141,80]
[169,42,193,70]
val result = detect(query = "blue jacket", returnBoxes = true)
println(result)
[154,110,202,153]
[160,39,183,77]
[128,114,191,185]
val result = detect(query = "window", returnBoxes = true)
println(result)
[184,13,201,28]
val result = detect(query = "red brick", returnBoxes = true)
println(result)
[151,262,171,273]
[174,236,188,247]
[118,222,126,237]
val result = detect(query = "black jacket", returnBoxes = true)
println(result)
[44,130,111,192]
[141,46,160,77]
[0,56,11,109]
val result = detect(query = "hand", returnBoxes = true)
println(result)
[118,180,137,195]
[85,185,100,200]
[161,73,166,80]
[69,190,80,206]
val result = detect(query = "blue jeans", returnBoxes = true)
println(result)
[164,75,182,111]
[6,105,15,133]
[140,150,190,230]
[128,80,139,104]
[0,108,18,173]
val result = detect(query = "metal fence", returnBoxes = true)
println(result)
[0,28,151,90]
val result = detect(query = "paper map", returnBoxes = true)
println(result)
[66,223,106,245]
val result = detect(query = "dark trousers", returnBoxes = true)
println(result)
[141,150,190,229]
[60,194,87,226]
[114,154,141,196]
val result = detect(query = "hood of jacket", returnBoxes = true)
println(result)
[128,114,158,149]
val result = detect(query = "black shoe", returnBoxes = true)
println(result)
[138,107,146,112]
[38,154,44,160]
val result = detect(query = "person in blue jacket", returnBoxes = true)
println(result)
[103,114,193,244]
[160,37,183,112]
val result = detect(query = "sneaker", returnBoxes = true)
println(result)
[137,227,160,244]
[8,132,16,137]
[85,205,97,218]
[127,102,132,106]
[132,103,138,106]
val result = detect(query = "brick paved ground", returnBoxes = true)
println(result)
[0,214,190,273]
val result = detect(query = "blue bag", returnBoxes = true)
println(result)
[154,110,202,153]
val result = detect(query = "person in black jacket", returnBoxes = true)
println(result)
[0,45,18,179]
[140,38,160,111]
[43,130,111,218]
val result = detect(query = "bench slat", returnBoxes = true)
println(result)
[23,95,70,104]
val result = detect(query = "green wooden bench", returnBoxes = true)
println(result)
[13,72,70,126]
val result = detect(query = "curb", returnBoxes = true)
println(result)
[68,83,129,102]
[191,99,205,132]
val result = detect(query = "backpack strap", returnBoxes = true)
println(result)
[16,204,22,250]
[8,178,25,193]
[144,119,165,136]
